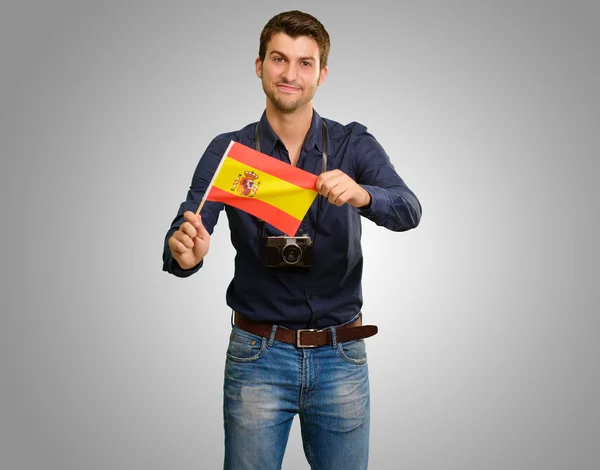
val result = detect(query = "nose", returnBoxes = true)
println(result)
[282,62,298,82]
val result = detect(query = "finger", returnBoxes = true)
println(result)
[316,170,341,192]
[183,211,201,229]
[327,190,341,204]
[319,182,330,198]
[320,169,342,179]
[180,221,198,240]
[172,240,189,254]
[195,215,210,239]
[327,179,356,206]
[324,172,347,188]
[315,175,325,192]
[334,188,351,206]
[326,188,337,205]
[319,174,347,198]
[317,175,335,197]
[170,234,193,254]
[174,231,195,249]
[326,183,342,204]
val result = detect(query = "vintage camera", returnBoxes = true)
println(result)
[265,235,314,268]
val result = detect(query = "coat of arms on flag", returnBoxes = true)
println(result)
[231,170,261,197]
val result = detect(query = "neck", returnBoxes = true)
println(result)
[265,102,313,147]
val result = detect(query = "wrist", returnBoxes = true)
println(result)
[359,189,372,209]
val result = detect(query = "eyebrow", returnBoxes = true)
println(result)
[269,50,316,62]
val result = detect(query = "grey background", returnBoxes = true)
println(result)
[1,1,598,469]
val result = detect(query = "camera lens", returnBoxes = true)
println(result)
[282,244,302,264]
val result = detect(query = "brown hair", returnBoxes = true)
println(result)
[259,10,330,70]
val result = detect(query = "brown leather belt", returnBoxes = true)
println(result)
[234,311,378,348]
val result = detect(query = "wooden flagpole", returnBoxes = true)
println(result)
[194,140,236,217]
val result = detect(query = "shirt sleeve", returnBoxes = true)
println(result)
[162,135,231,277]
[352,127,422,232]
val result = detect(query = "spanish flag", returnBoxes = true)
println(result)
[201,141,318,236]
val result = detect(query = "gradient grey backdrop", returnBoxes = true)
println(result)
[1,1,598,469]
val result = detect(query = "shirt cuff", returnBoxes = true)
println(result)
[358,185,384,216]
[164,255,203,278]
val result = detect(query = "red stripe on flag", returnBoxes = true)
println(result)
[227,142,317,190]
[206,186,302,236]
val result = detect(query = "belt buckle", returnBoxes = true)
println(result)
[296,329,318,348]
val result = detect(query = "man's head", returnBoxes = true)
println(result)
[258,10,330,71]
[256,11,330,114]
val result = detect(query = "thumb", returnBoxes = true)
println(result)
[196,215,210,238]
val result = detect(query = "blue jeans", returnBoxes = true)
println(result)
[223,320,370,469]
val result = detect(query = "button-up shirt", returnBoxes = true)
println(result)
[163,110,421,329]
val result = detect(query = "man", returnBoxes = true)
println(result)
[163,10,421,470]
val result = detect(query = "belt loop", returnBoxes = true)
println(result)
[230,310,235,328]
[268,324,277,347]
[330,326,338,349]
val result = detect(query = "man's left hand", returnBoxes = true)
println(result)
[316,169,371,208]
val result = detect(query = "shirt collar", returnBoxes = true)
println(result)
[257,110,325,156]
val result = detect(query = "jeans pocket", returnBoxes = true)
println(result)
[337,339,368,365]
[226,327,266,363]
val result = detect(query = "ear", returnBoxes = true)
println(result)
[255,57,262,78]
[318,66,328,86]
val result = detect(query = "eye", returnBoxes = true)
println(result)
[273,56,284,63]
[301,61,312,67]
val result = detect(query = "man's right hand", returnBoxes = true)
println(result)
[168,211,210,269]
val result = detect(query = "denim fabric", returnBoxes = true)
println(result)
[223,325,370,469]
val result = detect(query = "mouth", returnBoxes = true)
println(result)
[276,83,301,92]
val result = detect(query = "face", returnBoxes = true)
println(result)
[256,33,328,114]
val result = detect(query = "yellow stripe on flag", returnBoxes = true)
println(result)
[212,156,317,220]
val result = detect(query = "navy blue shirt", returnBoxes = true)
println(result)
[163,110,421,329]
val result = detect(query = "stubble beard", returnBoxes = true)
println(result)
[262,76,318,114]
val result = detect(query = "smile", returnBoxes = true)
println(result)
[276,84,301,92]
